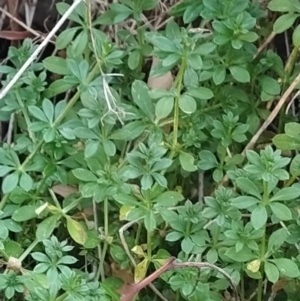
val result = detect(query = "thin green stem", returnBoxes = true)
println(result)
[19,239,39,262]
[49,189,62,210]
[284,175,296,187]
[98,198,109,281]
[172,57,186,151]
[146,190,152,260]
[55,292,68,301]
[135,222,142,245]
[62,197,83,214]
[257,182,268,301]
[15,91,36,143]
[241,272,245,301]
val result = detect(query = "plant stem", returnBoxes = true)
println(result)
[55,292,67,301]
[19,239,39,262]
[15,91,36,143]
[257,182,268,301]
[172,57,186,151]
[135,221,142,245]
[98,198,109,281]
[146,190,152,260]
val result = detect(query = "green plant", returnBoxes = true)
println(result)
[1,0,300,301]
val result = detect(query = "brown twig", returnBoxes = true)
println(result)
[120,257,240,301]
[119,219,169,301]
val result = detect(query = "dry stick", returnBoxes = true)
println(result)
[0,7,51,43]
[253,31,276,60]
[0,0,84,100]
[120,257,239,301]
[119,219,169,301]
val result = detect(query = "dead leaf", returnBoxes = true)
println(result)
[147,57,173,90]
[111,262,134,295]
[52,185,78,197]
[0,30,33,40]
[272,278,289,293]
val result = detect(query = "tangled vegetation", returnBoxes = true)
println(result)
[1,0,300,300]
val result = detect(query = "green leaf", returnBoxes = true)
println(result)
[179,152,197,172]
[293,24,300,46]
[19,172,33,192]
[144,211,156,232]
[131,80,155,119]
[290,154,300,176]
[45,79,74,98]
[0,166,14,177]
[148,35,177,52]
[110,121,147,140]
[84,229,101,249]
[166,231,183,241]
[2,172,19,193]
[3,240,23,258]
[268,0,295,12]
[42,99,54,123]
[181,237,194,253]
[271,258,300,278]
[213,66,226,85]
[229,66,250,83]
[270,202,292,220]
[28,106,48,122]
[36,215,60,241]
[231,196,260,209]
[261,76,281,95]
[128,49,140,70]
[72,168,97,182]
[285,122,300,136]
[43,56,68,75]
[273,14,298,33]
[153,191,184,207]
[113,193,139,206]
[179,94,197,114]
[265,262,279,283]
[236,177,261,199]
[162,53,181,67]
[225,246,255,262]
[273,134,300,150]
[268,228,288,251]
[187,87,214,100]
[270,187,300,201]
[103,140,116,157]
[56,27,79,49]
[66,217,87,245]
[12,205,38,222]
[251,205,267,230]
[155,96,174,120]
[43,128,56,143]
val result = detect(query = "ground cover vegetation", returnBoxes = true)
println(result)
[0,0,300,300]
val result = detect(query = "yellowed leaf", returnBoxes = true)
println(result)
[119,205,133,221]
[134,259,149,283]
[66,216,87,245]
[147,57,173,90]
[247,259,261,273]
[131,245,145,257]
